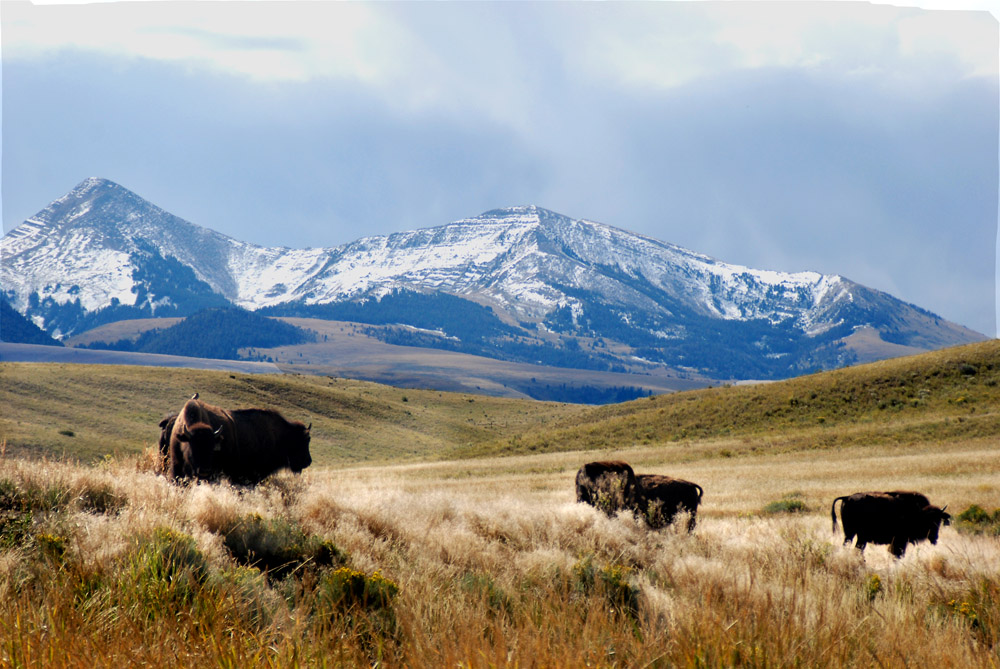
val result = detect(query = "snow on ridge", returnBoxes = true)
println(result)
[3,178,857,339]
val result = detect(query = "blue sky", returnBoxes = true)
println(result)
[2,1,998,335]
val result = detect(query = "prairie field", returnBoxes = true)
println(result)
[0,437,999,667]
[1,341,1000,666]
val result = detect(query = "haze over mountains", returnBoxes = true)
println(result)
[1,178,985,384]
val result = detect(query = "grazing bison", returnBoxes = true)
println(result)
[168,397,312,485]
[575,461,637,515]
[633,474,703,531]
[831,491,950,558]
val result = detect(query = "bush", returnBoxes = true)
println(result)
[955,504,1000,536]
[573,555,640,620]
[218,513,346,579]
[0,478,74,549]
[78,483,126,515]
[124,527,210,619]
[762,493,809,515]
[460,571,512,617]
[315,567,401,656]
[318,567,399,613]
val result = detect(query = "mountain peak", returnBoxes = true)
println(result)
[59,177,132,205]
[74,176,119,192]
[2,179,986,376]
[475,205,563,221]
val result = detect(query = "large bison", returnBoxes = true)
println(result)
[633,474,703,531]
[168,397,312,485]
[575,461,637,515]
[831,491,951,558]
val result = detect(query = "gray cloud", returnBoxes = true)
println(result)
[2,3,996,336]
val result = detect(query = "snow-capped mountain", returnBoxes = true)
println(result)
[1,178,984,379]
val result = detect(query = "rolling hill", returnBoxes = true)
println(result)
[2,339,997,466]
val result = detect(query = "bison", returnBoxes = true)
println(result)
[157,394,195,470]
[168,397,312,485]
[575,461,637,516]
[633,474,703,531]
[831,491,951,558]
[156,413,177,473]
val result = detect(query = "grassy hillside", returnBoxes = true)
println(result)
[3,339,999,465]
[460,338,1000,458]
[0,363,585,464]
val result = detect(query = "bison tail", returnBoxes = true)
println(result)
[694,483,704,502]
[831,496,847,534]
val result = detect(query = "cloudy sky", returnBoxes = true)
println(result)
[2,1,998,335]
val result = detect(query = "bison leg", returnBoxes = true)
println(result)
[890,538,907,559]
[685,509,697,533]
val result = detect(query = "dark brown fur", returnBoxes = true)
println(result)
[575,461,637,515]
[831,491,950,558]
[632,474,703,531]
[168,398,311,485]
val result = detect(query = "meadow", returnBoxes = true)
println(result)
[1,341,999,666]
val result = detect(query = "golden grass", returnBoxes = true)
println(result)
[3,341,1000,665]
[0,433,998,667]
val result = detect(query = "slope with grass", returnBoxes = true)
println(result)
[0,362,586,464]
[459,338,1000,458]
[3,339,1000,465]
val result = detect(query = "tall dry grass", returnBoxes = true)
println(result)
[1,441,999,667]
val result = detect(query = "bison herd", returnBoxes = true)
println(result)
[575,460,703,531]
[576,460,952,559]
[152,396,953,560]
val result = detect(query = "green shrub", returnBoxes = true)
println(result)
[573,555,640,620]
[35,532,68,564]
[124,527,209,619]
[318,567,399,613]
[219,513,346,579]
[762,493,809,515]
[315,567,401,652]
[210,564,278,633]
[864,574,883,603]
[955,504,1000,536]
[0,478,74,550]
[941,579,1000,649]
[78,483,126,515]
[460,571,512,617]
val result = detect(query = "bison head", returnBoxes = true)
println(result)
[176,422,224,479]
[287,422,312,473]
[923,505,951,545]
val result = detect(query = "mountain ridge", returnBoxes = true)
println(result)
[1,177,985,380]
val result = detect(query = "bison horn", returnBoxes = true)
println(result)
[307,422,312,431]
[191,392,199,400]
[182,427,193,441]
[213,425,224,437]
[941,505,948,512]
